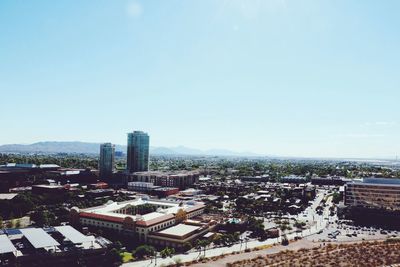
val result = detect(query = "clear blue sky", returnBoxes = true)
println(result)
[0,0,399,158]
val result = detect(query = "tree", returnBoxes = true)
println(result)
[136,204,157,215]
[30,210,48,227]
[332,192,342,204]
[281,234,289,246]
[212,234,222,246]
[248,217,265,238]
[114,241,123,251]
[160,247,175,258]
[294,221,306,231]
[6,220,13,229]
[105,248,122,266]
[183,242,192,251]
[133,245,155,259]
[233,232,241,242]
[194,239,210,256]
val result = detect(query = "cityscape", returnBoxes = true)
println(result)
[1,1,400,267]
[1,130,400,266]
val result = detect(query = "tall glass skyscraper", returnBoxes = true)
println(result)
[99,143,115,179]
[127,131,150,173]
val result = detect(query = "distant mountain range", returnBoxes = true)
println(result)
[0,141,262,157]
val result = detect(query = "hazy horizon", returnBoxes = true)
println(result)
[1,0,400,159]
[0,140,399,161]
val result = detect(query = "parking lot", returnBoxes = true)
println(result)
[306,219,397,243]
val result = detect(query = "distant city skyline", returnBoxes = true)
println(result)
[1,1,400,159]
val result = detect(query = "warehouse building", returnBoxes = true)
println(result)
[0,226,109,266]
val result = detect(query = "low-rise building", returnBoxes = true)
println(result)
[70,197,206,242]
[32,184,67,195]
[0,226,110,266]
[127,182,179,197]
[311,176,346,186]
[147,222,210,249]
[127,181,160,193]
[152,187,180,198]
[280,175,307,184]
[240,175,269,183]
[180,188,203,197]
[86,189,115,198]
[128,171,200,189]
[88,182,109,190]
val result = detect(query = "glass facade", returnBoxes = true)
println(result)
[127,131,150,173]
[99,143,115,179]
[345,179,400,211]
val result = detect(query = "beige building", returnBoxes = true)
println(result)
[148,221,213,249]
[70,197,205,242]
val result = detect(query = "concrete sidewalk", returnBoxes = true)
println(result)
[122,193,329,267]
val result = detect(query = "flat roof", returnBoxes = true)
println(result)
[158,224,200,237]
[32,184,64,189]
[0,193,18,200]
[39,164,60,168]
[20,228,60,249]
[0,235,17,254]
[203,232,214,238]
[351,178,400,187]
[133,170,200,177]
[153,187,179,191]
[55,226,95,244]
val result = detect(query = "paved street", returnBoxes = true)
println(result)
[123,191,331,267]
[192,239,318,267]
[123,190,395,267]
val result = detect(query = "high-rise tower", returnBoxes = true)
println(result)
[127,131,150,173]
[99,143,115,179]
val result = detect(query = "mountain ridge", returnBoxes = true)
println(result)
[0,141,262,157]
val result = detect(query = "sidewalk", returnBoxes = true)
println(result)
[123,193,330,267]
[123,219,328,267]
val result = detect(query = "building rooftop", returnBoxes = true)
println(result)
[351,178,400,186]
[153,187,179,192]
[54,226,95,244]
[0,234,17,254]
[158,224,200,237]
[39,164,60,169]
[0,193,18,200]
[133,170,200,177]
[32,184,64,189]
[282,175,306,180]
[0,227,106,258]
[78,198,205,226]
[20,228,60,249]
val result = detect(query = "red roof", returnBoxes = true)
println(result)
[80,204,206,227]
[136,214,175,227]
[80,212,125,223]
